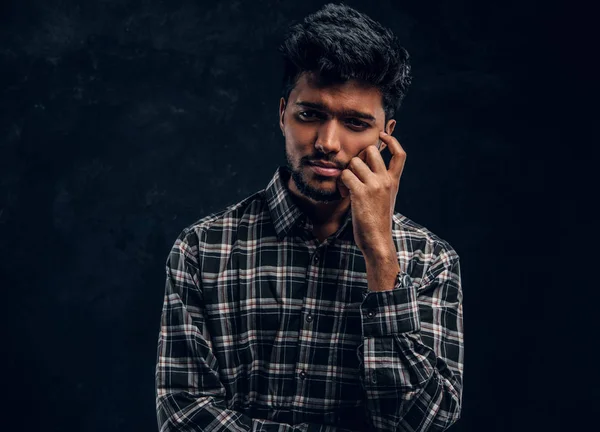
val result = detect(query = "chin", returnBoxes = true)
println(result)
[299,174,342,202]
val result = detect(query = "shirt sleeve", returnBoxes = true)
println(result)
[155,229,357,432]
[359,242,464,431]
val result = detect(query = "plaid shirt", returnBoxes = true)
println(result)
[155,166,464,432]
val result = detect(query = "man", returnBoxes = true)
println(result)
[155,3,463,431]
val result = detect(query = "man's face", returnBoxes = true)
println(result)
[279,72,396,203]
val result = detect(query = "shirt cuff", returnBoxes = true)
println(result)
[360,272,420,337]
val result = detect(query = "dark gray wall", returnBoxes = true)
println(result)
[1,1,571,431]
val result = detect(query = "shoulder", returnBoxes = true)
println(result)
[393,212,458,254]
[171,190,268,252]
[392,212,460,279]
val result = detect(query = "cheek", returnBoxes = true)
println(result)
[284,139,304,166]
[344,134,380,156]
[342,143,369,160]
[288,124,315,144]
[285,132,312,157]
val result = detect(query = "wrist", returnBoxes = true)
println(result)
[364,245,401,293]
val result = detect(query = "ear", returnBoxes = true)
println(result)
[279,98,286,136]
[386,119,396,136]
[379,119,396,151]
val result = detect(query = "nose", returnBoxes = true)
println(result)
[314,120,341,153]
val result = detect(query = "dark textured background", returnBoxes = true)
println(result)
[0,1,574,431]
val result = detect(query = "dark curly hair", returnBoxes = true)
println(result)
[278,2,412,123]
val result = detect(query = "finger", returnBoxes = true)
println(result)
[364,144,387,174]
[356,146,368,162]
[379,131,407,179]
[339,167,365,195]
[346,155,374,184]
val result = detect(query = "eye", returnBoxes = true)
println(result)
[346,118,369,129]
[298,110,322,121]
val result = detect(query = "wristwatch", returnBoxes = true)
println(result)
[397,271,412,289]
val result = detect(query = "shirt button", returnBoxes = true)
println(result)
[314,253,320,263]
[401,273,412,287]
[299,370,306,380]
[371,371,377,384]
[366,309,376,319]
[305,314,313,323]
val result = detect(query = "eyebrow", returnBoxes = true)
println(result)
[294,101,376,122]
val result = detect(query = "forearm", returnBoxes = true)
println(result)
[362,333,462,431]
[157,393,343,432]
[156,294,319,432]
[360,253,463,431]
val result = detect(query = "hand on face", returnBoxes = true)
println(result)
[337,130,407,257]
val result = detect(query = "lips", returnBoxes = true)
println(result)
[309,161,340,169]
[308,162,342,177]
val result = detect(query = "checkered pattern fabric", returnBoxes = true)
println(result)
[156,166,463,431]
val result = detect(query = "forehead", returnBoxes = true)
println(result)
[289,72,385,118]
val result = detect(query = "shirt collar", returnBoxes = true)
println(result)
[264,166,353,241]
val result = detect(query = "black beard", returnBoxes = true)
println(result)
[286,154,342,203]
